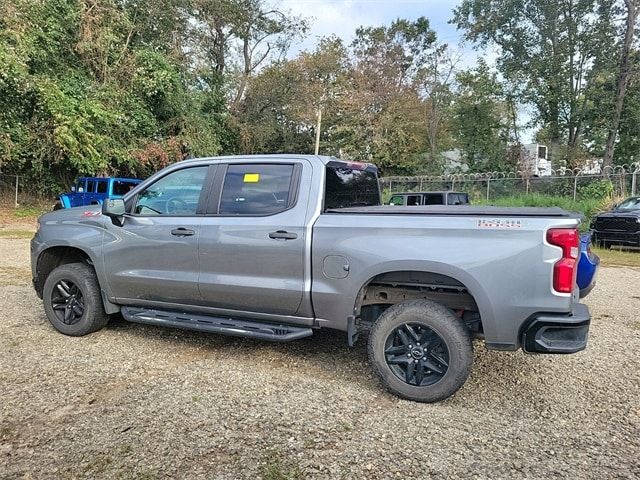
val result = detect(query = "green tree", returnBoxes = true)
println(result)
[453,0,618,166]
[0,0,225,191]
[452,62,511,171]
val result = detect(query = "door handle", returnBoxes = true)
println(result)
[171,227,196,236]
[269,230,297,240]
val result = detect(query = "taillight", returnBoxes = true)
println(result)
[547,228,580,294]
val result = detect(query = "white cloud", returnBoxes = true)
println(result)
[280,0,386,55]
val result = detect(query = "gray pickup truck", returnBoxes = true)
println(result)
[31,155,592,402]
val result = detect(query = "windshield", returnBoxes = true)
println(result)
[616,197,640,211]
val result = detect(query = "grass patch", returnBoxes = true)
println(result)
[478,193,605,221]
[0,229,34,239]
[259,449,304,480]
[14,205,48,218]
[592,247,640,268]
[82,454,113,475]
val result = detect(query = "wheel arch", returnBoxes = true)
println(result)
[352,261,497,341]
[34,245,118,314]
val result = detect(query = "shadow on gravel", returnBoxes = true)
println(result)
[100,314,570,411]
[26,309,568,409]
[104,314,373,387]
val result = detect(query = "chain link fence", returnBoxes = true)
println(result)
[379,164,640,202]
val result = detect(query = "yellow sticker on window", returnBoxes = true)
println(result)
[243,173,260,183]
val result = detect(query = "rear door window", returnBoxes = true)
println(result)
[85,180,95,193]
[219,164,296,215]
[389,195,404,205]
[423,194,444,205]
[113,181,137,196]
[406,195,421,206]
[96,180,108,194]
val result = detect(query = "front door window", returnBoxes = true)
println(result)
[134,167,209,216]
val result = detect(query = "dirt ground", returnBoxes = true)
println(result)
[1,231,639,479]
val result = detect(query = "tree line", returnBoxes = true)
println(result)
[0,0,638,193]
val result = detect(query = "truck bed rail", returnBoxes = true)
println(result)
[325,205,580,218]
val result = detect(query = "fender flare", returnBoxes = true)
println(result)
[351,259,498,343]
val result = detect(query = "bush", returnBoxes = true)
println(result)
[477,193,606,230]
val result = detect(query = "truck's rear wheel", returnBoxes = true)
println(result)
[43,263,109,336]
[368,299,473,402]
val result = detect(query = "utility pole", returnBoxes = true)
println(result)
[314,108,322,155]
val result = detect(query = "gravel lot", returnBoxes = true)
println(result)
[1,234,639,479]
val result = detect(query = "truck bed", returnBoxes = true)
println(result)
[326,205,579,218]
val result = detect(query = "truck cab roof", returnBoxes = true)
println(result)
[179,154,377,171]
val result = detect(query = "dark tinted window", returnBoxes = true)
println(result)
[538,146,547,159]
[113,180,138,196]
[423,194,444,205]
[135,167,208,215]
[448,193,469,205]
[406,195,420,206]
[219,164,295,215]
[96,181,108,194]
[86,180,95,193]
[324,165,380,210]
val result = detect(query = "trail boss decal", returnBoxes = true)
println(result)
[477,219,522,229]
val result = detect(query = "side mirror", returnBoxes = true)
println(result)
[102,198,127,226]
[71,186,76,192]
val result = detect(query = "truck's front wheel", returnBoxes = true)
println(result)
[368,299,473,402]
[43,263,109,336]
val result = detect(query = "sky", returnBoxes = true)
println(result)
[281,0,477,64]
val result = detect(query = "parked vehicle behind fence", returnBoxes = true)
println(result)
[591,196,640,247]
[388,191,470,206]
[54,177,142,210]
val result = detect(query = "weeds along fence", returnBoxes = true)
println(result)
[379,163,640,203]
[0,174,20,208]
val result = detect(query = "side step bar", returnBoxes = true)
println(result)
[121,307,313,342]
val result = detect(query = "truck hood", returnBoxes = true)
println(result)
[594,210,640,219]
[38,205,102,225]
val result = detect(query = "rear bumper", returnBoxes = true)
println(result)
[521,303,591,354]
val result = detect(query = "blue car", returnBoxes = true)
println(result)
[577,233,599,298]
[54,177,142,210]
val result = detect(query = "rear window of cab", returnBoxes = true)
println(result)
[324,162,381,210]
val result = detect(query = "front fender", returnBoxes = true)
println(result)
[31,214,118,314]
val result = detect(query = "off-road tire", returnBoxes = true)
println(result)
[368,299,473,402]
[43,263,109,336]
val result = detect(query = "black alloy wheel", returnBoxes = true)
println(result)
[384,322,450,387]
[50,279,86,325]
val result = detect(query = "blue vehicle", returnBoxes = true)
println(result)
[577,233,599,298]
[54,177,142,210]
